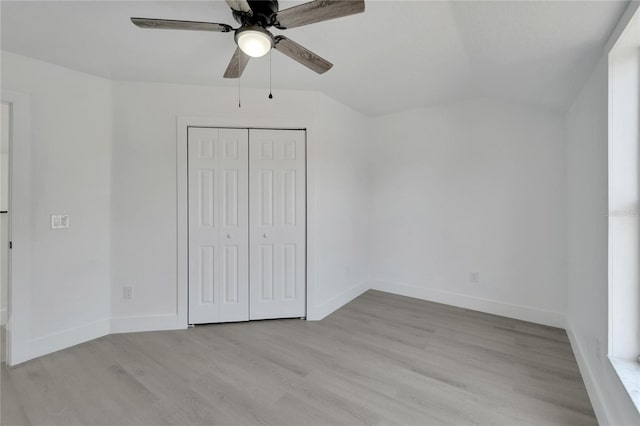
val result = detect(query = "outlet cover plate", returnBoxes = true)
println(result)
[51,214,69,229]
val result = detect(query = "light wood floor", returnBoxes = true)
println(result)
[1,290,596,426]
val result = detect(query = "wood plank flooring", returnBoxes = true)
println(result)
[1,290,597,425]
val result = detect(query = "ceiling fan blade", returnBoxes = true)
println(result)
[274,36,333,74]
[275,0,365,29]
[224,47,251,78]
[131,18,232,32]
[225,0,252,14]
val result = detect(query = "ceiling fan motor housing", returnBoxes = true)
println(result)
[234,0,279,27]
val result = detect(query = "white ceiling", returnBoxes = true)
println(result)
[1,0,629,116]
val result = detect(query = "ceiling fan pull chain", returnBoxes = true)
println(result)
[269,49,273,100]
[238,60,242,108]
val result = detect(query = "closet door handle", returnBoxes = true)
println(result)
[226,234,232,239]
[263,233,268,238]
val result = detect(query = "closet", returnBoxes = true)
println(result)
[187,127,306,324]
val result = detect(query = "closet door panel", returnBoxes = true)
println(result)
[249,129,306,320]
[188,128,220,324]
[218,128,249,322]
[188,127,249,324]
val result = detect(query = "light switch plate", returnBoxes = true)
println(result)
[51,214,70,229]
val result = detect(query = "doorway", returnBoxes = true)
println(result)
[0,89,32,366]
[1,103,10,362]
[187,127,307,324]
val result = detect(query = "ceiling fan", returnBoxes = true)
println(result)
[131,0,365,78]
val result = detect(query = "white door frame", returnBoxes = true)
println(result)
[1,89,33,365]
[176,117,316,327]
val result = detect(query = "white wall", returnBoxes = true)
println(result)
[1,52,112,355]
[311,93,371,310]
[111,81,370,326]
[566,58,640,426]
[369,99,567,326]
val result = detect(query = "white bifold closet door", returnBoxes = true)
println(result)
[249,129,306,320]
[188,127,249,324]
[188,127,305,324]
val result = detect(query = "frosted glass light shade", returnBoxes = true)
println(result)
[236,28,273,58]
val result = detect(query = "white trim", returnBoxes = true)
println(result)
[176,118,189,328]
[608,357,640,414]
[370,279,565,328]
[27,319,110,363]
[565,320,613,426]
[176,116,316,327]
[110,314,180,334]
[1,89,32,366]
[306,280,370,321]
[605,1,640,53]
[607,0,640,363]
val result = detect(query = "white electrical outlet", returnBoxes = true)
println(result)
[123,286,133,300]
[50,214,70,229]
[470,272,480,283]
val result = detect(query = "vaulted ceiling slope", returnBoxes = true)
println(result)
[1,0,629,116]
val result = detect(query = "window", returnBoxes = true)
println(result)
[607,5,640,409]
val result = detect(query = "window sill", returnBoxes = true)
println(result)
[609,356,640,413]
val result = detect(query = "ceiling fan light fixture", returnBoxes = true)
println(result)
[235,26,273,58]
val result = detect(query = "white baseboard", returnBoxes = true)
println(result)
[8,315,182,365]
[24,318,110,365]
[565,320,612,426]
[110,314,182,334]
[6,338,31,367]
[306,280,370,321]
[370,279,565,328]
[0,308,6,326]
[5,281,566,366]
